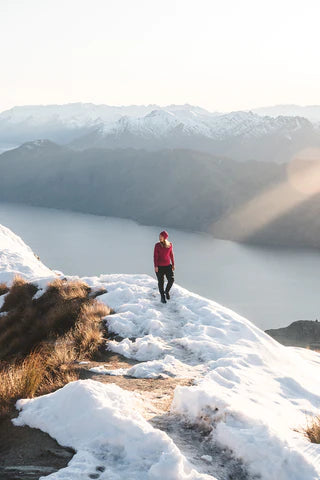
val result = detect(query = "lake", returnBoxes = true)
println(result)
[0,202,319,331]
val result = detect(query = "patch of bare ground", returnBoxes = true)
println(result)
[0,414,75,480]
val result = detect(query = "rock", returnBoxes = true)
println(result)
[265,320,320,348]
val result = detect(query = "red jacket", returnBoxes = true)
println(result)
[154,242,175,267]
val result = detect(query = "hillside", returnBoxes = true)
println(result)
[1,143,320,249]
[1,224,320,479]
[266,320,320,348]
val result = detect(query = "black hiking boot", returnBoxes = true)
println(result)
[161,294,167,303]
[165,291,170,300]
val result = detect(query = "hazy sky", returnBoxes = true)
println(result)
[1,0,320,113]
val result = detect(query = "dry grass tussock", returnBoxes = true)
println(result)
[0,276,109,359]
[0,282,9,296]
[303,415,320,443]
[0,275,111,418]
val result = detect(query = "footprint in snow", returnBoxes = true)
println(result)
[88,465,105,478]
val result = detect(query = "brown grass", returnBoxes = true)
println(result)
[0,282,9,296]
[0,348,79,417]
[1,275,38,312]
[0,276,111,418]
[303,416,320,443]
[0,276,110,360]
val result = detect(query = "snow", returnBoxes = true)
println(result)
[0,102,313,143]
[201,456,213,463]
[1,222,320,479]
[108,334,170,361]
[79,273,320,479]
[0,103,216,130]
[0,143,19,154]
[253,104,320,123]
[90,354,200,379]
[0,223,55,285]
[13,379,214,480]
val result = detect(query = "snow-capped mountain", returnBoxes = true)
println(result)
[0,102,161,127]
[1,102,320,162]
[68,108,319,162]
[2,223,320,479]
[0,103,217,153]
[0,102,216,137]
[96,109,309,140]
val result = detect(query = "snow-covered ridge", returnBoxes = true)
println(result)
[99,108,311,140]
[0,103,216,129]
[253,104,320,123]
[0,224,54,284]
[0,102,315,142]
[2,223,320,479]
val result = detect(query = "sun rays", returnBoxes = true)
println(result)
[209,148,320,241]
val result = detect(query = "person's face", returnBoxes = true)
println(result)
[159,235,164,242]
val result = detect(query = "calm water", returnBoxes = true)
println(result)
[1,202,320,331]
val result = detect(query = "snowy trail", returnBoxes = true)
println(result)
[115,287,256,478]
[9,271,320,479]
[2,222,320,479]
[86,284,257,478]
[80,274,320,480]
[125,284,213,368]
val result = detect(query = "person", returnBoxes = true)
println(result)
[153,230,175,303]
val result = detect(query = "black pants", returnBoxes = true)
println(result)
[156,264,174,296]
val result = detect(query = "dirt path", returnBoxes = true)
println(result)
[77,352,194,418]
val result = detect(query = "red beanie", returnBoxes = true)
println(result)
[160,230,168,239]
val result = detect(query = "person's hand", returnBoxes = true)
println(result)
[172,265,175,271]
[155,266,158,273]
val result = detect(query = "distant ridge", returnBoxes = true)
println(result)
[1,102,319,162]
[266,320,320,349]
[253,104,320,122]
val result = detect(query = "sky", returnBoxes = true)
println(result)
[1,0,320,113]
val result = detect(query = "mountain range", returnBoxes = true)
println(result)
[1,103,320,162]
[1,102,320,249]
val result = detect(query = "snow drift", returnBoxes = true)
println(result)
[13,380,212,480]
